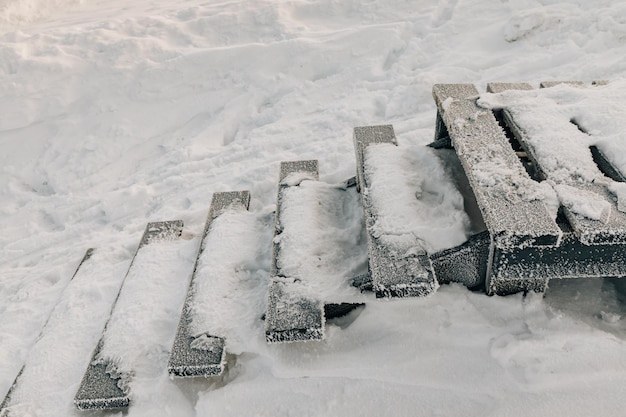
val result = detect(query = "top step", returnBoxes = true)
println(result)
[432,84,562,250]
[485,81,626,245]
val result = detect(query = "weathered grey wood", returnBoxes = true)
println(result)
[502,99,626,245]
[486,82,533,93]
[431,231,490,289]
[353,125,438,297]
[432,84,562,250]
[265,161,325,343]
[481,82,626,294]
[167,191,250,378]
[590,146,626,182]
[74,221,183,410]
[539,81,585,88]
[490,231,626,295]
[493,83,626,244]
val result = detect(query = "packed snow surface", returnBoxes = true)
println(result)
[364,143,469,254]
[188,208,270,354]
[1,0,626,416]
[276,180,367,303]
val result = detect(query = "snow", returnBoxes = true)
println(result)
[555,184,612,223]
[608,182,626,213]
[0,248,127,416]
[477,81,626,239]
[1,0,626,416]
[477,81,626,186]
[275,180,367,303]
[188,208,270,354]
[96,234,198,396]
[364,143,470,254]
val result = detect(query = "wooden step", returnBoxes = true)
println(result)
[167,191,251,378]
[353,125,437,297]
[74,221,184,410]
[265,161,325,343]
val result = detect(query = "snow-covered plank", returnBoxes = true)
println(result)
[540,81,585,88]
[74,220,185,410]
[477,81,626,294]
[1,249,94,416]
[432,84,562,250]
[353,125,437,297]
[265,160,326,343]
[167,191,250,378]
[494,85,626,245]
[486,82,533,93]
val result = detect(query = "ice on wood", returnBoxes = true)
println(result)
[168,191,250,378]
[478,80,626,245]
[431,231,490,289]
[75,220,189,410]
[353,125,439,298]
[265,160,326,343]
[433,84,562,250]
[437,82,626,295]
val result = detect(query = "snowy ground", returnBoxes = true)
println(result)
[1,0,626,416]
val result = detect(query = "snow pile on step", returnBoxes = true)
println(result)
[187,208,268,354]
[478,80,626,216]
[275,180,368,304]
[96,238,198,391]
[0,248,127,417]
[608,182,626,213]
[2,0,626,415]
[363,143,470,254]
[554,184,612,222]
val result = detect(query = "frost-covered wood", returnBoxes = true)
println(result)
[445,82,626,295]
[265,160,325,343]
[353,125,437,297]
[431,231,489,289]
[540,81,585,88]
[167,191,250,378]
[74,221,183,410]
[432,84,562,250]
[486,82,533,93]
[499,94,626,246]
[1,249,94,416]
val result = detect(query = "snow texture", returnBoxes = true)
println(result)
[364,143,469,254]
[609,182,626,213]
[266,160,367,342]
[75,221,197,409]
[1,248,126,416]
[266,161,325,343]
[433,84,563,250]
[168,191,259,376]
[2,0,626,415]
[478,81,626,244]
[354,125,439,297]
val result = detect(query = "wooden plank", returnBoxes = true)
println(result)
[1,249,94,415]
[540,81,585,88]
[265,160,325,343]
[500,91,626,245]
[74,221,183,410]
[432,84,562,250]
[430,231,490,289]
[167,191,250,378]
[486,82,533,93]
[490,232,626,295]
[353,125,437,297]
